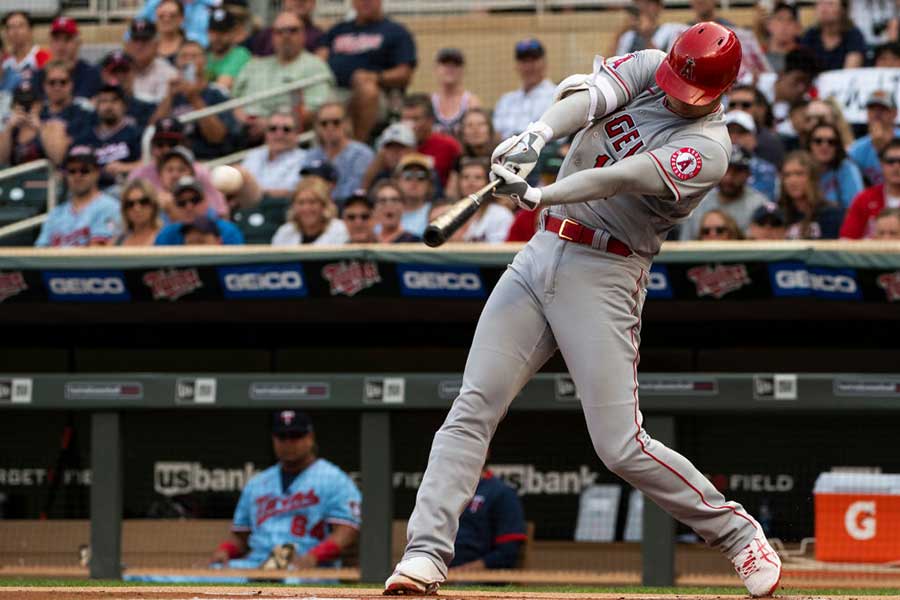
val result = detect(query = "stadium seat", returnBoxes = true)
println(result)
[0,205,40,246]
[232,195,291,244]
[0,171,50,210]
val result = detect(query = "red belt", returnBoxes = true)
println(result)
[543,215,633,257]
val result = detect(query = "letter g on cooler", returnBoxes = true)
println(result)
[845,500,876,540]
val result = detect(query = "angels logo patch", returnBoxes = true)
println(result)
[670,147,702,181]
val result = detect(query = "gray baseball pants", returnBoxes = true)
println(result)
[402,231,760,576]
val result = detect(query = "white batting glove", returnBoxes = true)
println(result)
[490,121,553,180]
[491,163,542,211]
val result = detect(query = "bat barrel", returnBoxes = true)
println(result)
[423,180,500,248]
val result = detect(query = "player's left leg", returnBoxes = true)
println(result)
[546,250,780,596]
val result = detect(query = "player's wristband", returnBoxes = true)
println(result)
[217,541,241,559]
[309,539,341,565]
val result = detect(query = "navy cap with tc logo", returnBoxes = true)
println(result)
[272,410,313,435]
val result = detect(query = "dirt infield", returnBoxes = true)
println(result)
[0,588,890,600]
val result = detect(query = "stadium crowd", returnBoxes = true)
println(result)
[2,0,900,248]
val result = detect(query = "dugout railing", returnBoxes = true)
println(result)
[3,372,900,585]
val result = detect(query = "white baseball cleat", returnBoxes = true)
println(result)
[383,556,445,595]
[732,532,782,597]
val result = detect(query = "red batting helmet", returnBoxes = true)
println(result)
[655,22,742,106]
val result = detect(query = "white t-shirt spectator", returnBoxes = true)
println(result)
[133,57,178,103]
[271,218,349,246]
[492,79,556,139]
[463,204,515,243]
[241,147,307,194]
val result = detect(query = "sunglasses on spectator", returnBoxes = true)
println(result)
[729,100,754,110]
[273,26,301,35]
[317,118,342,128]
[274,432,308,440]
[401,171,429,181]
[46,78,70,87]
[376,193,402,203]
[700,226,728,236]
[124,197,152,209]
[268,124,294,133]
[175,195,203,208]
[66,166,93,176]
[811,137,838,146]
[883,156,900,165]
[345,212,371,221]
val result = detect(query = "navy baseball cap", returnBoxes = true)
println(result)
[64,145,99,167]
[752,203,786,227]
[300,159,338,184]
[272,410,313,435]
[209,8,236,31]
[129,18,157,41]
[515,38,545,60]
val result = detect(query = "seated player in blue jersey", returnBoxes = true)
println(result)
[210,410,361,570]
[450,463,527,572]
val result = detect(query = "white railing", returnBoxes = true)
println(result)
[0,159,59,241]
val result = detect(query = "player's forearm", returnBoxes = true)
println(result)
[539,154,669,206]
[538,90,596,141]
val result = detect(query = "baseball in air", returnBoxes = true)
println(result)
[211,165,243,193]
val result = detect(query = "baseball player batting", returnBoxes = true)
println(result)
[385,23,781,598]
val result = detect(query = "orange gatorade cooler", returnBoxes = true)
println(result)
[814,472,900,563]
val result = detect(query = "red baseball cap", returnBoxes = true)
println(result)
[51,16,79,36]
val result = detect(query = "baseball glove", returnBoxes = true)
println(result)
[261,543,295,570]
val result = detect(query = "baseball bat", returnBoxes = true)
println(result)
[423,179,500,247]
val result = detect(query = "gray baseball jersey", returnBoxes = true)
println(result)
[550,49,731,257]
[396,49,762,590]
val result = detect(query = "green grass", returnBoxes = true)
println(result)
[0,578,898,595]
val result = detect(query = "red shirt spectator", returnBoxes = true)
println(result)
[401,94,461,187]
[506,209,540,242]
[841,140,900,238]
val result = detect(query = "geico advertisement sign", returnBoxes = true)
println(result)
[154,462,259,496]
[217,263,307,298]
[768,263,861,300]
[398,264,485,298]
[43,270,130,302]
[645,264,672,299]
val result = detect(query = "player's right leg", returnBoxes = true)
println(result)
[385,248,557,595]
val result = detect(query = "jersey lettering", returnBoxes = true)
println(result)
[255,489,320,526]
[594,113,645,167]
[610,54,635,69]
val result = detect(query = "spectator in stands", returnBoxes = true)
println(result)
[612,0,684,56]
[251,0,324,56]
[137,0,211,47]
[430,48,481,136]
[456,157,514,243]
[493,39,555,140]
[225,0,259,53]
[697,209,744,241]
[747,202,788,240]
[727,84,784,168]
[779,151,844,239]
[371,180,419,243]
[766,48,818,130]
[806,121,864,209]
[395,153,436,237]
[155,0,186,64]
[450,465,527,572]
[302,101,374,205]
[1,12,50,76]
[849,0,897,48]
[36,146,121,247]
[117,178,162,246]
[681,147,768,240]
[33,17,101,101]
[317,0,417,143]
[39,60,94,141]
[806,98,855,149]
[725,111,778,201]
[272,177,349,245]
[874,207,900,239]
[361,121,416,189]
[342,190,376,243]
[182,216,224,245]
[779,100,808,153]
[127,118,228,217]
[800,0,866,71]
[764,2,801,73]
[155,175,244,244]
[300,159,339,198]
[240,109,306,198]
[874,41,900,66]
[99,51,157,130]
[234,11,335,140]
[688,0,735,27]
[401,94,462,189]
[445,108,499,199]
[206,8,250,92]
[152,41,236,159]
[840,139,900,238]
[849,90,900,187]
[0,81,68,167]
[127,19,179,104]
[210,410,360,570]
[0,57,20,125]
[75,84,143,189]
